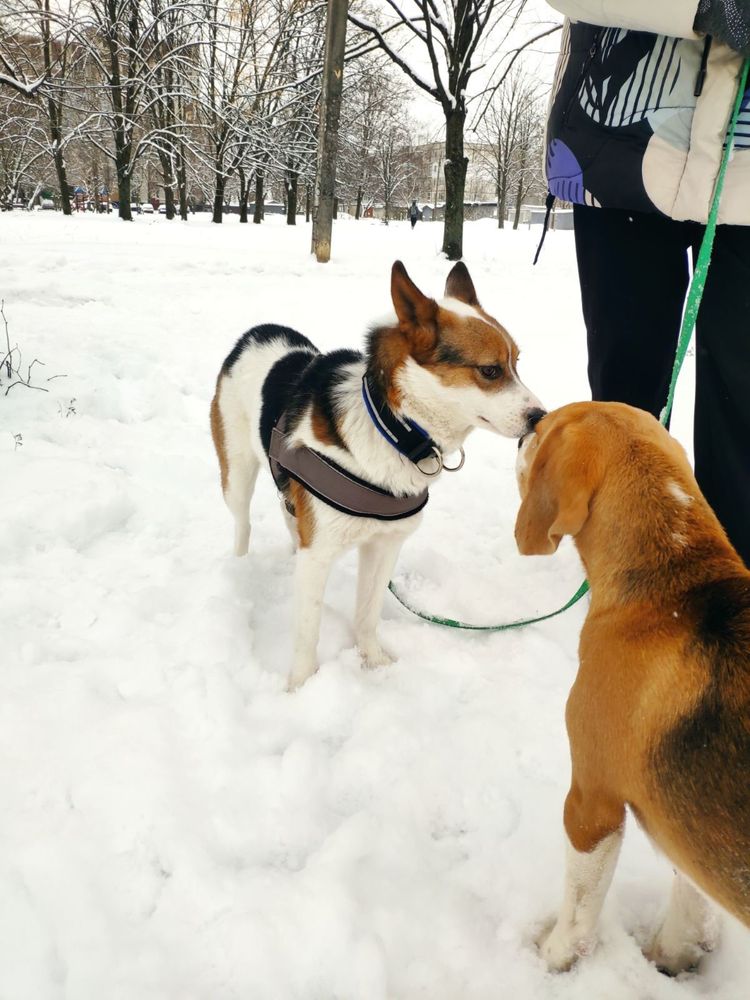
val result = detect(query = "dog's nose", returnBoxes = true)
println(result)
[525,407,546,431]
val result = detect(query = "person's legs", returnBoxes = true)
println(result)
[693,224,750,566]
[573,205,691,417]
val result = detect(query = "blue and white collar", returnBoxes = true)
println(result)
[361,373,442,471]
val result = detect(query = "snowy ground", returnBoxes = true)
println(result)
[1,211,747,1000]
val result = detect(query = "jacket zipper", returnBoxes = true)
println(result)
[563,29,603,125]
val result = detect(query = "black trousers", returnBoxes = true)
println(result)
[573,204,750,566]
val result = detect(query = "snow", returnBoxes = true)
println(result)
[1,211,747,999]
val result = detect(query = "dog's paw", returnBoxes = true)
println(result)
[537,921,593,973]
[357,641,394,670]
[645,888,720,977]
[645,929,716,977]
[287,661,318,692]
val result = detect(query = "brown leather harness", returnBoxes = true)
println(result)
[268,412,429,521]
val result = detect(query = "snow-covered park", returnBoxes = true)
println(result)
[1,212,747,999]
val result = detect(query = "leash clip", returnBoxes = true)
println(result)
[416,445,466,475]
[441,447,465,472]
[416,446,443,476]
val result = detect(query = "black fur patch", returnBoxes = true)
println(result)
[285,349,363,452]
[648,576,750,916]
[690,576,750,655]
[434,343,466,365]
[260,350,318,456]
[222,324,316,374]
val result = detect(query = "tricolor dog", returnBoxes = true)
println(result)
[211,260,543,690]
[515,402,750,974]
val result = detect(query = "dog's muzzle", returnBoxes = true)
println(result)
[518,407,546,448]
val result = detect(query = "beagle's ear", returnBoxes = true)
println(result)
[444,261,479,306]
[515,448,592,556]
[391,261,438,356]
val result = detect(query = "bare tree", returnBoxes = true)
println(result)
[347,0,559,258]
[508,86,543,228]
[0,95,38,203]
[375,116,414,223]
[144,0,195,219]
[0,0,83,211]
[0,2,46,95]
[475,66,539,227]
[275,3,323,225]
[338,54,408,220]
[83,0,148,219]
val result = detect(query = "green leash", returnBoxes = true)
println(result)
[388,577,591,633]
[661,57,750,426]
[389,57,750,633]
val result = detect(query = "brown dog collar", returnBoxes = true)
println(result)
[268,415,428,521]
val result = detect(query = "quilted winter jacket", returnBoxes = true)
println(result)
[545,1,750,224]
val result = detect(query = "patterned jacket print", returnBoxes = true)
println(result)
[545,2,750,224]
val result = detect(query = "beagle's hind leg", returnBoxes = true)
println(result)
[539,783,625,972]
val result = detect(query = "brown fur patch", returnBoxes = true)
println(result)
[311,403,342,448]
[368,325,411,409]
[289,480,315,548]
[210,376,228,493]
[424,307,519,392]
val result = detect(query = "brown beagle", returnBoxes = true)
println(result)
[515,401,750,974]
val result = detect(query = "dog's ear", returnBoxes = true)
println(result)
[391,261,438,355]
[515,438,593,555]
[444,261,479,306]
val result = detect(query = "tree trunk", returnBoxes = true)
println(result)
[498,183,508,229]
[442,106,468,260]
[177,158,188,221]
[116,151,132,221]
[48,96,71,216]
[311,0,347,262]
[52,142,71,216]
[253,170,264,224]
[355,186,363,220]
[496,163,507,229]
[158,152,176,220]
[164,184,175,220]
[41,4,71,215]
[212,173,225,223]
[305,184,311,222]
[239,168,249,223]
[512,147,527,230]
[286,170,298,225]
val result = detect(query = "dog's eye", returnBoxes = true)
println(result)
[478,365,503,380]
